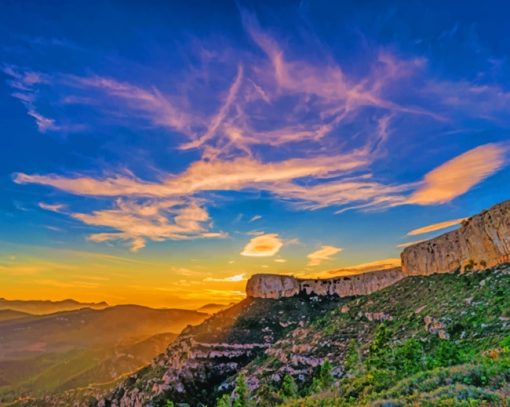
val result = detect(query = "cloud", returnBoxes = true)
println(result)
[397,240,427,248]
[72,199,225,252]
[204,273,246,282]
[407,217,466,236]
[68,75,194,134]
[409,143,507,205]
[326,258,401,276]
[307,245,342,266]
[249,215,262,222]
[38,202,66,213]
[274,258,287,263]
[241,233,283,257]
[14,153,368,197]
[3,66,58,132]
[180,65,244,150]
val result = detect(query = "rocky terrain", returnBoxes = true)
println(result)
[402,200,510,276]
[246,268,404,299]
[11,200,510,407]
[97,294,345,407]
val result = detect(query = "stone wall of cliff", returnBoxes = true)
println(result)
[246,268,404,299]
[401,200,510,276]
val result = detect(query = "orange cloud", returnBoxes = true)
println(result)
[409,143,507,205]
[407,217,466,236]
[307,245,342,266]
[241,233,283,257]
[397,240,427,248]
[327,258,401,276]
[204,273,246,282]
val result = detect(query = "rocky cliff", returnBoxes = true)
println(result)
[246,268,404,299]
[402,200,510,276]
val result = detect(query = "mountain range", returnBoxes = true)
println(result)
[4,200,510,407]
[0,304,209,404]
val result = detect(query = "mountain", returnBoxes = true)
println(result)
[197,303,235,314]
[0,305,208,404]
[0,298,109,315]
[92,264,509,407]
[0,310,32,322]
[90,200,510,407]
[10,200,510,406]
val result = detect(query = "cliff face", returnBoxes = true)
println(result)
[402,200,510,276]
[246,268,404,299]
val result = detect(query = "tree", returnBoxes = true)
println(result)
[280,374,298,399]
[164,401,175,407]
[233,374,248,407]
[367,324,392,369]
[309,358,334,393]
[216,393,232,407]
[392,338,424,375]
[319,358,333,388]
[345,339,361,372]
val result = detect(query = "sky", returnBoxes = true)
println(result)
[1,0,510,308]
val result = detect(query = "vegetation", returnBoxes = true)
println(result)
[246,265,510,406]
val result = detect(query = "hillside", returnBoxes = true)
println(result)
[245,264,510,406]
[197,303,235,314]
[98,264,510,407]
[0,310,32,323]
[0,299,108,315]
[99,293,346,406]
[0,306,208,404]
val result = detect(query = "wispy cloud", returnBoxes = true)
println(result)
[409,143,508,205]
[204,273,246,282]
[326,258,401,276]
[241,233,283,257]
[72,199,225,252]
[38,202,66,213]
[407,217,466,236]
[249,215,262,222]
[307,245,342,266]
[3,65,57,132]
[397,240,427,248]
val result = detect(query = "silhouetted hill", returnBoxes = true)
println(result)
[196,303,234,314]
[0,305,208,403]
[0,310,32,322]
[0,298,108,315]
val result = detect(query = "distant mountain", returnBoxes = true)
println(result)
[0,304,207,359]
[0,305,208,403]
[196,302,234,314]
[98,264,510,407]
[0,310,32,322]
[0,298,109,315]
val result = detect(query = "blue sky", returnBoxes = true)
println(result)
[1,0,510,306]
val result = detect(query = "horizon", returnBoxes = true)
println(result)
[2,0,510,308]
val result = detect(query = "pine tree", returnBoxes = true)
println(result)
[319,358,333,388]
[216,393,232,407]
[233,374,248,407]
[281,374,298,398]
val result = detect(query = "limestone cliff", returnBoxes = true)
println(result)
[246,268,404,299]
[401,200,510,276]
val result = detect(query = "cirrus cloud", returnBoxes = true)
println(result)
[307,245,343,266]
[407,217,466,236]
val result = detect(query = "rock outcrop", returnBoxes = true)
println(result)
[402,200,510,276]
[246,268,404,299]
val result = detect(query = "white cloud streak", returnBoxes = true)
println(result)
[307,245,342,266]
